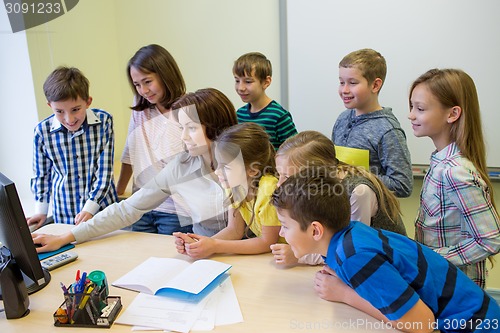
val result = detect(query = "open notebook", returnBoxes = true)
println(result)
[112,257,232,302]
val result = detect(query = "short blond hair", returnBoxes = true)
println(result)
[339,48,386,87]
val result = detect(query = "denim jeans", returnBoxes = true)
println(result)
[131,210,193,235]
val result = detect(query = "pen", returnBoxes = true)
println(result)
[74,271,87,305]
[80,272,87,286]
[60,282,69,295]
[78,285,94,310]
[60,282,72,317]
[75,272,87,293]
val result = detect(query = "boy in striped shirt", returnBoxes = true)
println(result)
[233,52,297,150]
[28,67,117,228]
[272,167,500,333]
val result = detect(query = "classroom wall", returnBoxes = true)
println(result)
[25,0,282,159]
[285,0,500,167]
[0,9,39,213]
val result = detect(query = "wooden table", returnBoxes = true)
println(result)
[0,224,397,332]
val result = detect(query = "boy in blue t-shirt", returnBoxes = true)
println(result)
[272,167,500,333]
[233,52,297,150]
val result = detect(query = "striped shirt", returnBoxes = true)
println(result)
[121,106,185,215]
[237,100,297,150]
[31,109,118,224]
[326,222,500,332]
[415,142,500,288]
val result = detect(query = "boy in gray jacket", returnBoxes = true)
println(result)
[332,48,413,197]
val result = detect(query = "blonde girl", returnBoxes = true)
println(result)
[271,131,406,266]
[174,122,282,258]
[409,68,500,288]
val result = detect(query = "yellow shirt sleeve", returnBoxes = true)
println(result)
[240,175,281,237]
[255,175,281,228]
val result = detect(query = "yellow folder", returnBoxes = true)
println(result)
[335,146,370,170]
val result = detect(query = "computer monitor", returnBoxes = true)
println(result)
[0,172,50,298]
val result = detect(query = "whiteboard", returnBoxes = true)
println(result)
[285,0,500,167]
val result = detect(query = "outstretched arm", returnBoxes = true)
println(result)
[32,232,76,253]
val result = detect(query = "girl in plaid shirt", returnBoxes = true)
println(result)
[408,68,500,288]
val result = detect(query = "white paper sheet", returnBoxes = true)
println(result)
[125,277,243,332]
[115,293,208,333]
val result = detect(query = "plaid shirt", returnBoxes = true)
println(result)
[415,142,500,288]
[31,108,118,224]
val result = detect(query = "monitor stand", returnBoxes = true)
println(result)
[0,268,51,299]
[25,268,51,295]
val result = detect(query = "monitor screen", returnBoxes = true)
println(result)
[0,172,50,298]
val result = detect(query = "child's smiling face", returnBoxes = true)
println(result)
[338,66,377,114]
[49,97,91,132]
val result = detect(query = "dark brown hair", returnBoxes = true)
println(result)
[171,88,237,141]
[233,52,272,82]
[43,66,90,102]
[272,167,351,232]
[127,44,186,111]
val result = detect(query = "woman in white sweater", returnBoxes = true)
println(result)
[33,88,238,252]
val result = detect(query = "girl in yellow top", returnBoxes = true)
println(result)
[174,122,282,258]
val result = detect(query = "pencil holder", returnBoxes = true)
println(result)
[53,279,121,328]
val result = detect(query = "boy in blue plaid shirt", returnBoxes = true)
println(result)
[28,67,117,228]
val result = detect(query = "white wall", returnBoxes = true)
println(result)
[0,9,39,215]
[286,0,500,167]
[1,0,282,215]
[25,0,283,158]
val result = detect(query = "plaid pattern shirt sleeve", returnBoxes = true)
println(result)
[436,165,500,265]
[31,121,53,214]
[83,110,116,214]
[415,143,500,287]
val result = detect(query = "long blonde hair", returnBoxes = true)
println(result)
[409,69,496,211]
[276,131,402,224]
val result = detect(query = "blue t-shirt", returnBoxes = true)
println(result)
[325,222,500,333]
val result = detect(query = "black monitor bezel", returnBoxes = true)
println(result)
[0,172,50,298]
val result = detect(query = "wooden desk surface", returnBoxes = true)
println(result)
[0,225,397,332]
